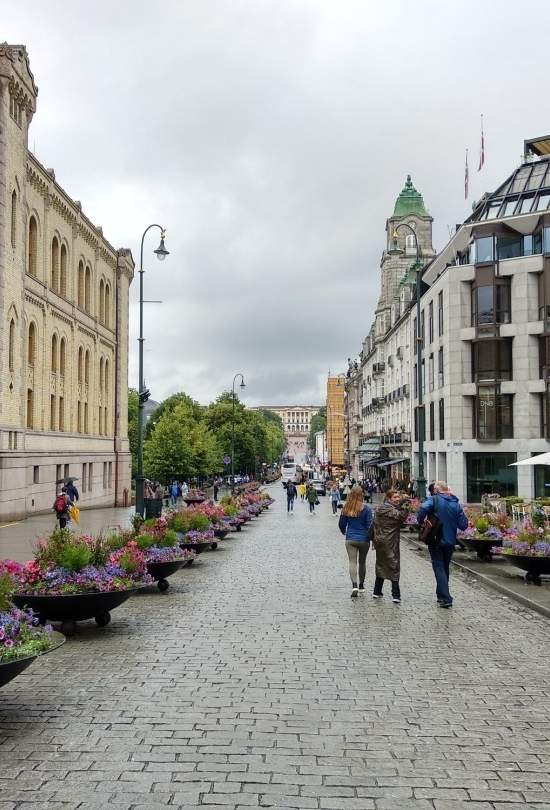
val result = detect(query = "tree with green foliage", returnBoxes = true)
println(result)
[128,388,139,476]
[308,406,326,450]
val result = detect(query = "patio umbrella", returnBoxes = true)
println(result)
[56,476,80,484]
[510,453,550,466]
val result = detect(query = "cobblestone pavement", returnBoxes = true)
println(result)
[2,488,550,809]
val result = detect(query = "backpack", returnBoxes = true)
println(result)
[419,495,442,547]
[54,494,67,514]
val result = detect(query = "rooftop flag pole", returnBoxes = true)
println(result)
[465,148,469,200]
[478,114,485,171]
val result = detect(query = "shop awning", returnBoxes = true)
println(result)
[362,455,386,466]
[510,452,550,467]
[377,457,409,468]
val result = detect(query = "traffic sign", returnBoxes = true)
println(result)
[223,455,231,465]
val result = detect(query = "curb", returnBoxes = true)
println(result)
[403,533,550,621]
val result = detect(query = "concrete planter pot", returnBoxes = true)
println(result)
[146,559,188,591]
[503,554,550,585]
[462,535,503,561]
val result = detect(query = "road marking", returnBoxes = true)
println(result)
[0,521,22,529]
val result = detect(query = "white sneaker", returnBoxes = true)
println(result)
[372,593,382,599]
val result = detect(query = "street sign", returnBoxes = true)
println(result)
[223,455,231,465]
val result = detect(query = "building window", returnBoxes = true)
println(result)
[473,387,513,441]
[429,402,435,441]
[99,279,105,323]
[11,190,17,248]
[33,465,39,484]
[420,310,425,347]
[59,396,65,432]
[438,346,444,387]
[78,261,85,308]
[60,243,68,297]
[64,463,70,479]
[8,319,15,372]
[466,453,517,503]
[413,363,417,398]
[51,334,58,373]
[28,216,38,277]
[88,462,93,491]
[26,389,34,429]
[78,347,83,383]
[50,395,56,431]
[540,336,550,379]
[421,359,425,395]
[77,401,82,433]
[84,350,90,385]
[105,284,111,328]
[472,339,512,383]
[51,236,59,292]
[428,354,434,392]
[108,461,113,488]
[428,301,434,343]
[60,338,66,377]
[27,323,36,366]
[472,269,511,327]
[475,235,495,264]
[439,398,445,440]
[85,266,91,313]
[438,291,443,336]
[82,463,87,493]
[56,464,62,484]
[103,461,108,489]
[84,402,89,434]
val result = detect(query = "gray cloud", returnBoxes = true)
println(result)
[4,0,550,405]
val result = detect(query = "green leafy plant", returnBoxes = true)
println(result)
[135,533,155,551]
[0,572,15,612]
[56,541,93,572]
[474,517,489,534]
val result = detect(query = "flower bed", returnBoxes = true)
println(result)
[2,529,151,635]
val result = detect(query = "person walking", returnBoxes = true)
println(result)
[330,482,340,515]
[298,481,306,501]
[372,489,409,603]
[170,480,179,506]
[65,479,79,503]
[286,481,297,513]
[417,481,468,608]
[213,476,221,502]
[338,485,373,598]
[306,482,317,514]
[53,487,72,530]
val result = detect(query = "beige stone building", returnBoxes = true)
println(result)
[0,44,134,520]
[326,376,345,469]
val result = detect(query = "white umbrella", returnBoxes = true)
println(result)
[510,453,550,467]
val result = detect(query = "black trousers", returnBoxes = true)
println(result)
[373,576,400,598]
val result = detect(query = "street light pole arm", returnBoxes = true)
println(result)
[140,223,165,273]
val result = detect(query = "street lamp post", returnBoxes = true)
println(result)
[231,373,245,491]
[390,223,426,500]
[135,225,169,518]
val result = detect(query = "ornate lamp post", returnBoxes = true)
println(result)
[231,373,246,491]
[135,225,169,517]
[390,223,426,500]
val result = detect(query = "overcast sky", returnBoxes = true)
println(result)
[4,1,550,406]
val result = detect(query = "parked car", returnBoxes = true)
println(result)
[312,479,326,496]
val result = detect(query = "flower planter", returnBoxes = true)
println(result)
[461,536,503,561]
[12,590,138,637]
[146,559,188,591]
[0,631,65,689]
[502,554,550,585]
[178,541,211,555]
[213,528,229,540]
[183,496,206,506]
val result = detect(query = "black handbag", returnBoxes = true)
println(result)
[419,495,442,547]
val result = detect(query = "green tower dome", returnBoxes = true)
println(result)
[393,175,428,217]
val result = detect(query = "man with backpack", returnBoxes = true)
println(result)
[286,481,297,513]
[53,487,73,530]
[417,481,468,609]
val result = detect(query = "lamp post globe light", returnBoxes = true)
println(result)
[135,225,170,518]
[230,373,246,492]
[389,223,426,500]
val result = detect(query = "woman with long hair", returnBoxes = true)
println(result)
[338,485,373,598]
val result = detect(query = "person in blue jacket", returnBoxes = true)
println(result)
[417,481,468,608]
[338,486,373,598]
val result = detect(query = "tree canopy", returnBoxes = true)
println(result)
[308,406,326,450]
[133,390,286,483]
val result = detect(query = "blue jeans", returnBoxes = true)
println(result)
[429,544,454,604]
[287,496,295,512]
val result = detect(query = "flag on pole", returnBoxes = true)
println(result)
[478,114,485,171]
[465,149,469,200]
